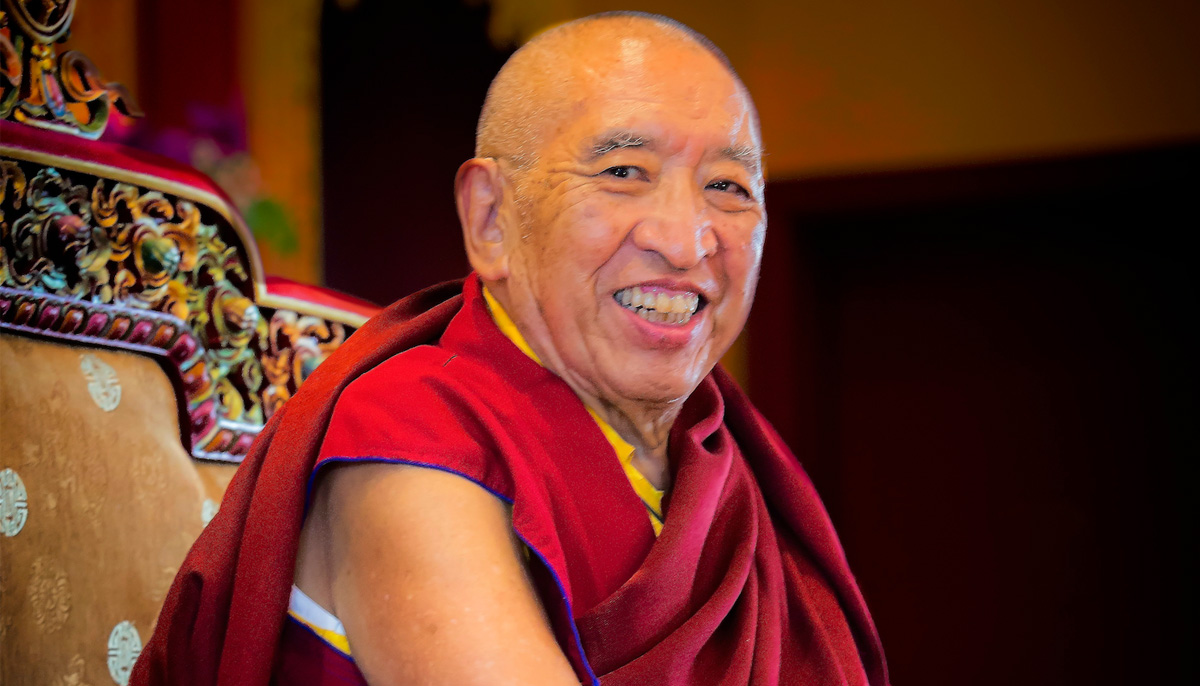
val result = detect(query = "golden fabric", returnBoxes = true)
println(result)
[0,334,236,686]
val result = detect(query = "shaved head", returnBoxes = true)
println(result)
[475,12,756,171]
[456,9,765,420]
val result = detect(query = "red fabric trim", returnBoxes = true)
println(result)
[263,276,381,319]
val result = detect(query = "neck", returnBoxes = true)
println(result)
[565,380,679,491]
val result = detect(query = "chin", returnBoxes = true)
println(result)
[613,370,705,406]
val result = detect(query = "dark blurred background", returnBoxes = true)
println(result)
[94,0,1197,682]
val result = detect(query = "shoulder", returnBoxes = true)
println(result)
[309,447,580,685]
[339,342,478,401]
[316,342,518,495]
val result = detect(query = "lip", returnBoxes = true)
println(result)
[615,301,706,348]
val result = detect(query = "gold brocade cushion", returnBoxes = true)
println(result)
[0,333,237,686]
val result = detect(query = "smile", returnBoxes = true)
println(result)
[613,286,702,325]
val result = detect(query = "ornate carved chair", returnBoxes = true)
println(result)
[0,4,379,684]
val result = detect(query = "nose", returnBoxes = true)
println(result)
[631,176,717,270]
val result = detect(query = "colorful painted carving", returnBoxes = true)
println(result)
[1,0,365,461]
[0,0,142,138]
[0,153,362,462]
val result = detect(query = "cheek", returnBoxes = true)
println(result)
[543,198,635,269]
[716,220,765,291]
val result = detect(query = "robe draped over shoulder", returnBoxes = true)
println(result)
[132,275,889,686]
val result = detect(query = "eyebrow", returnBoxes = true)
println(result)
[583,131,764,175]
[586,131,653,160]
[721,144,763,175]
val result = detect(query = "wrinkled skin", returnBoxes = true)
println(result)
[460,29,766,487]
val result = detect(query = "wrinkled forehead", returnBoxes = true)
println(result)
[548,35,761,154]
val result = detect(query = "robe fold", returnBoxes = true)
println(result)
[131,275,889,686]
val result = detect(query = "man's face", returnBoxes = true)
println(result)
[499,38,765,407]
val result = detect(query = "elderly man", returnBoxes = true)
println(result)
[134,12,887,686]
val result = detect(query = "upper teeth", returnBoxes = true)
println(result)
[614,286,701,325]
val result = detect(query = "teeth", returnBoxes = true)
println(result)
[613,287,702,325]
[655,292,670,313]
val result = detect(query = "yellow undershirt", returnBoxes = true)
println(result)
[482,287,665,535]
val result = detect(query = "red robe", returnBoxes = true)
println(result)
[132,275,889,686]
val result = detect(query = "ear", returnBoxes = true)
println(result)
[455,157,511,280]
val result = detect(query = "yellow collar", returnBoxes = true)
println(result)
[481,286,664,523]
[482,285,543,365]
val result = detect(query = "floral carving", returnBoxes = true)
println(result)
[0,155,361,461]
[261,309,346,418]
[1,162,266,424]
[1,0,142,138]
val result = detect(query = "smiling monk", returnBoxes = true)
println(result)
[133,12,888,686]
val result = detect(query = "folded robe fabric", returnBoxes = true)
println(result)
[131,275,890,686]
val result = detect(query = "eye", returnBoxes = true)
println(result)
[706,179,751,198]
[599,165,644,181]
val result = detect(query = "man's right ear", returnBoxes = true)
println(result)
[455,158,511,280]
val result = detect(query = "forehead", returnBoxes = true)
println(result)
[553,37,760,152]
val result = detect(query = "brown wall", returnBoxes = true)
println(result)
[750,143,1196,684]
[496,0,1200,176]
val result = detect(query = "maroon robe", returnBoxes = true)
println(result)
[132,275,889,686]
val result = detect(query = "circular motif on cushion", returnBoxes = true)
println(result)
[107,620,142,685]
[80,353,121,411]
[0,468,28,537]
[202,498,219,527]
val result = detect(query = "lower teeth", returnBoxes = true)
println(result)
[625,305,689,325]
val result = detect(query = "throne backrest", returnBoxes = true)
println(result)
[0,4,378,684]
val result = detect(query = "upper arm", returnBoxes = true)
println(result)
[313,461,580,686]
